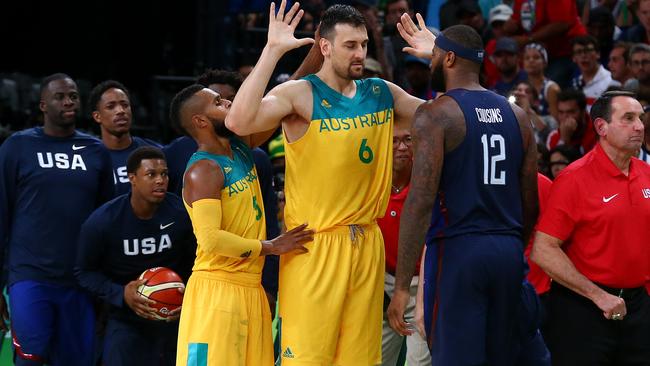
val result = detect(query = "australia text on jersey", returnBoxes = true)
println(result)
[227,169,258,197]
[316,108,394,133]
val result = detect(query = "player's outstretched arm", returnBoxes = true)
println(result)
[397,13,436,59]
[388,102,447,336]
[226,0,314,136]
[386,81,425,129]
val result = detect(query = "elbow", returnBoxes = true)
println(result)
[225,115,248,136]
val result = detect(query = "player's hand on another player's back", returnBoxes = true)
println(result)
[397,13,436,60]
[266,0,315,55]
[262,223,314,255]
[124,279,158,320]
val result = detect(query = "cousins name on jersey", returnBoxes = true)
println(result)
[475,107,503,124]
[316,108,394,133]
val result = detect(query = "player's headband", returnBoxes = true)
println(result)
[435,34,484,64]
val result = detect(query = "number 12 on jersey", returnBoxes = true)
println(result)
[481,134,506,185]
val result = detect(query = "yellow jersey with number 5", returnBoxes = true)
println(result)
[183,137,266,273]
[284,75,394,231]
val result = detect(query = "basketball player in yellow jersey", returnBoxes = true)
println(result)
[226,2,426,364]
[169,84,314,366]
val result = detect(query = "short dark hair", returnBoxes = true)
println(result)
[442,24,484,53]
[590,90,637,123]
[386,0,412,9]
[549,144,582,164]
[557,88,587,111]
[629,43,650,59]
[196,69,243,91]
[169,84,205,133]
[571,35,599,52]
[612,41,633,63]
[40,73,74,97]
[320,4,366,40]
[88,80,130,111]
[126,146,166,174]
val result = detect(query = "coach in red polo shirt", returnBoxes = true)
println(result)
[532,90,650,365]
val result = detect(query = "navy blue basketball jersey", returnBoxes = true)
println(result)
[163,136,197,197]
[439,89,524,238]
[75,193,196,323]
[108,136,161,197]
[0,127,113,286]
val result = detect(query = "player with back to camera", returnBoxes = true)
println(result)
[386,19,546,365]
[75,146,196,366]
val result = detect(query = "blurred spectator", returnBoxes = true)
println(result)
[523,43,561,120]
[546,89,596,154]
[639,104,650,163]
[548,144,582,179]
[364,58,383,78]
[587,6,620,66]
[404,55,435,98]
[484,4,514,88]
[357,4,392,83]
[383,0,415,86]
[511,80,555,144]
[624,43,650,91]
[505,0,587,88]
[491,37,527,96]
[608,41,634,85]
[456,0,485,34]
[619,0,650,43]
[570,36,620,111]
[439,0,464,31]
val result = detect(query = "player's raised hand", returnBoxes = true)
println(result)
[267,0,315,54]
[124,279,157,320]
[263,223,314,255]
[397,13,436,59]
[387,288,414,336]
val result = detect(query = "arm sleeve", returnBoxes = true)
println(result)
[74,215,125,308]
[0,139,18,286]
[191,199,263,258]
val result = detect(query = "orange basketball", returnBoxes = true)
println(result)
[137,267,185,321]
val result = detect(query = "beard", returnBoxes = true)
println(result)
[209,116,235,138]
[430,63,447,92]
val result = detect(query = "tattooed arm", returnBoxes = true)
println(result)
[387,96,465,335]
[511,103,539,244]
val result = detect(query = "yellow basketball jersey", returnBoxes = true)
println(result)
[183,138,266,273]
[284,75,394,231]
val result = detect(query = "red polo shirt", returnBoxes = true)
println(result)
[537,144,650,288]
[525,173,553,294]
[378,185,421,276]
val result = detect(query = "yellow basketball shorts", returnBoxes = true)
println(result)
[278,223,385,365]
[176,270,273,366]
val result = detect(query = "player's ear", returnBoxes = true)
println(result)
[445,51,455,67]
[191,114,206,129]
[320,37,331,56]
[91,111,101,124]
[594,117,608,137]
[128,172,137,184]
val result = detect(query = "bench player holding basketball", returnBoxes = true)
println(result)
[75,146,196,366]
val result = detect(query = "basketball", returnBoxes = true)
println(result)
[137,267,185,321]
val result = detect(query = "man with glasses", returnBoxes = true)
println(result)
[379,126,432,366]
[570,35,619,112]
[624,44,650,92]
